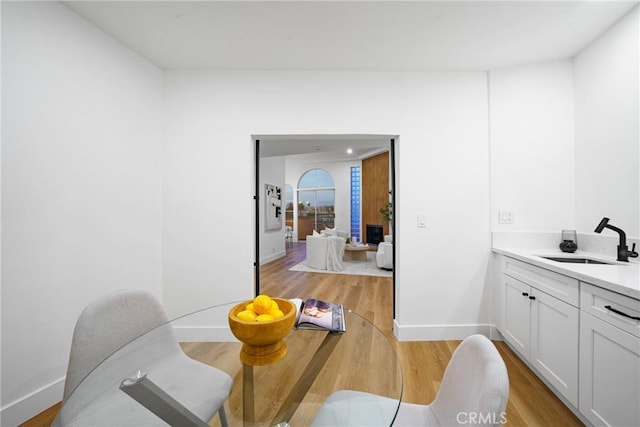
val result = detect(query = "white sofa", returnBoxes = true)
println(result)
[305,235,346,271]
[320,228,349,239]
[376,242,393,270]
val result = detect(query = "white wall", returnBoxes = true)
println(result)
[489,60,575,232]
[392,74,491,339]
[260,156,286,264]
[162,70,491,341]
[1,2,163,424]
[488,5,639,246]
[574,5,639,239]
[162,72,254,318]
[0,1,4,419]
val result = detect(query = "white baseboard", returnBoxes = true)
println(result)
[260,250,286,265]
[393,321,498,341]
[490,327,504,341]
[1,377,64,426]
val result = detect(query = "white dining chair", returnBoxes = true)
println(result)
[311,334,509,426]
[285,225,294,248]
[53,289,233,426]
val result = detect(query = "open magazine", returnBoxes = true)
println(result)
[295,298,346,332]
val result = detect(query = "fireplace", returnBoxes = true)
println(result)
[366,224,383,245]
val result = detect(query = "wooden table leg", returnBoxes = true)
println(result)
[243,364,254,427]
[270,332,343,426]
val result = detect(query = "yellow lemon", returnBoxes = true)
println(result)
[237,309,258,322]
[245,302,255,311]
[269,309,284,319]
[270,299,280,311]
[253,295,273,314]
[256,313,275,322]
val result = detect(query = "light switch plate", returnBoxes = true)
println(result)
[499,210,514,224]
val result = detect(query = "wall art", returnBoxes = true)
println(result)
[265,184,282,231]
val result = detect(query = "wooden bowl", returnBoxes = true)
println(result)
[228,298,297,365]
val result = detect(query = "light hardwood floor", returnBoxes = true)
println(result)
[261,242,584,426]
[22,242,583,426]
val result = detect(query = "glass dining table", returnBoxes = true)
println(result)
[55,301,403,427]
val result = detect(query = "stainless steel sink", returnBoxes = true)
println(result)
[541,256,615,265]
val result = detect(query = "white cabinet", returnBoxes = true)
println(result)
[579,283,640,426]
[501,257,579,407]
[530,289,579,407]
[497,253,640,425]
[503,275,531,356]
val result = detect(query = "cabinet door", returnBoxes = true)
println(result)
[530,290,579,407]
[503,276,531,358]
[579,312,640,426]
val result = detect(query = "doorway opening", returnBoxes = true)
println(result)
[253,134,398,317]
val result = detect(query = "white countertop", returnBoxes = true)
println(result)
[493,246,640,300]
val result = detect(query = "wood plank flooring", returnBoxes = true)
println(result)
[21,242,583,426]
[260,243,584,426]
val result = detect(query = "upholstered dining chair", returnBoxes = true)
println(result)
[53,289,233,426]
[311,334,509,426]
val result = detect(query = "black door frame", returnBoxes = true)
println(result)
[389,138,396,318]
[254,139,261,296]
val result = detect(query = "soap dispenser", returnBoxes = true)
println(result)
[559,230,577,253]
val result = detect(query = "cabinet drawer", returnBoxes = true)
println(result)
[502,257,579,306]
[581,282,640,338]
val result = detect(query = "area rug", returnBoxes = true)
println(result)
[289,252,392,277]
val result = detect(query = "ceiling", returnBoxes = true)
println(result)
[61,1,637,159]
[64,1,637,72]
[257,134,393,161]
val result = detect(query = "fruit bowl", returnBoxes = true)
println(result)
[228,298,297,365]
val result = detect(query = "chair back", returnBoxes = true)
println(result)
[62,289,170,400]
[429,334,509,426]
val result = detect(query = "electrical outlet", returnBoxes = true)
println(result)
[499,210,514,224]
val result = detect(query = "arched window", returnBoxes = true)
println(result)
[297,169,335,239]
[299,168,335,189]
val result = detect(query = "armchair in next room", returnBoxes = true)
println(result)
[376,240,393,270]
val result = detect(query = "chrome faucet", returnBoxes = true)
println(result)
[594,217,639,262]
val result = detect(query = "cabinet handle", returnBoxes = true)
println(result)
[604,305,640,321]
[522,292,529,297]
[529,296,536,301]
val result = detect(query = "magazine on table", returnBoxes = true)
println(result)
[294,298,346,332]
